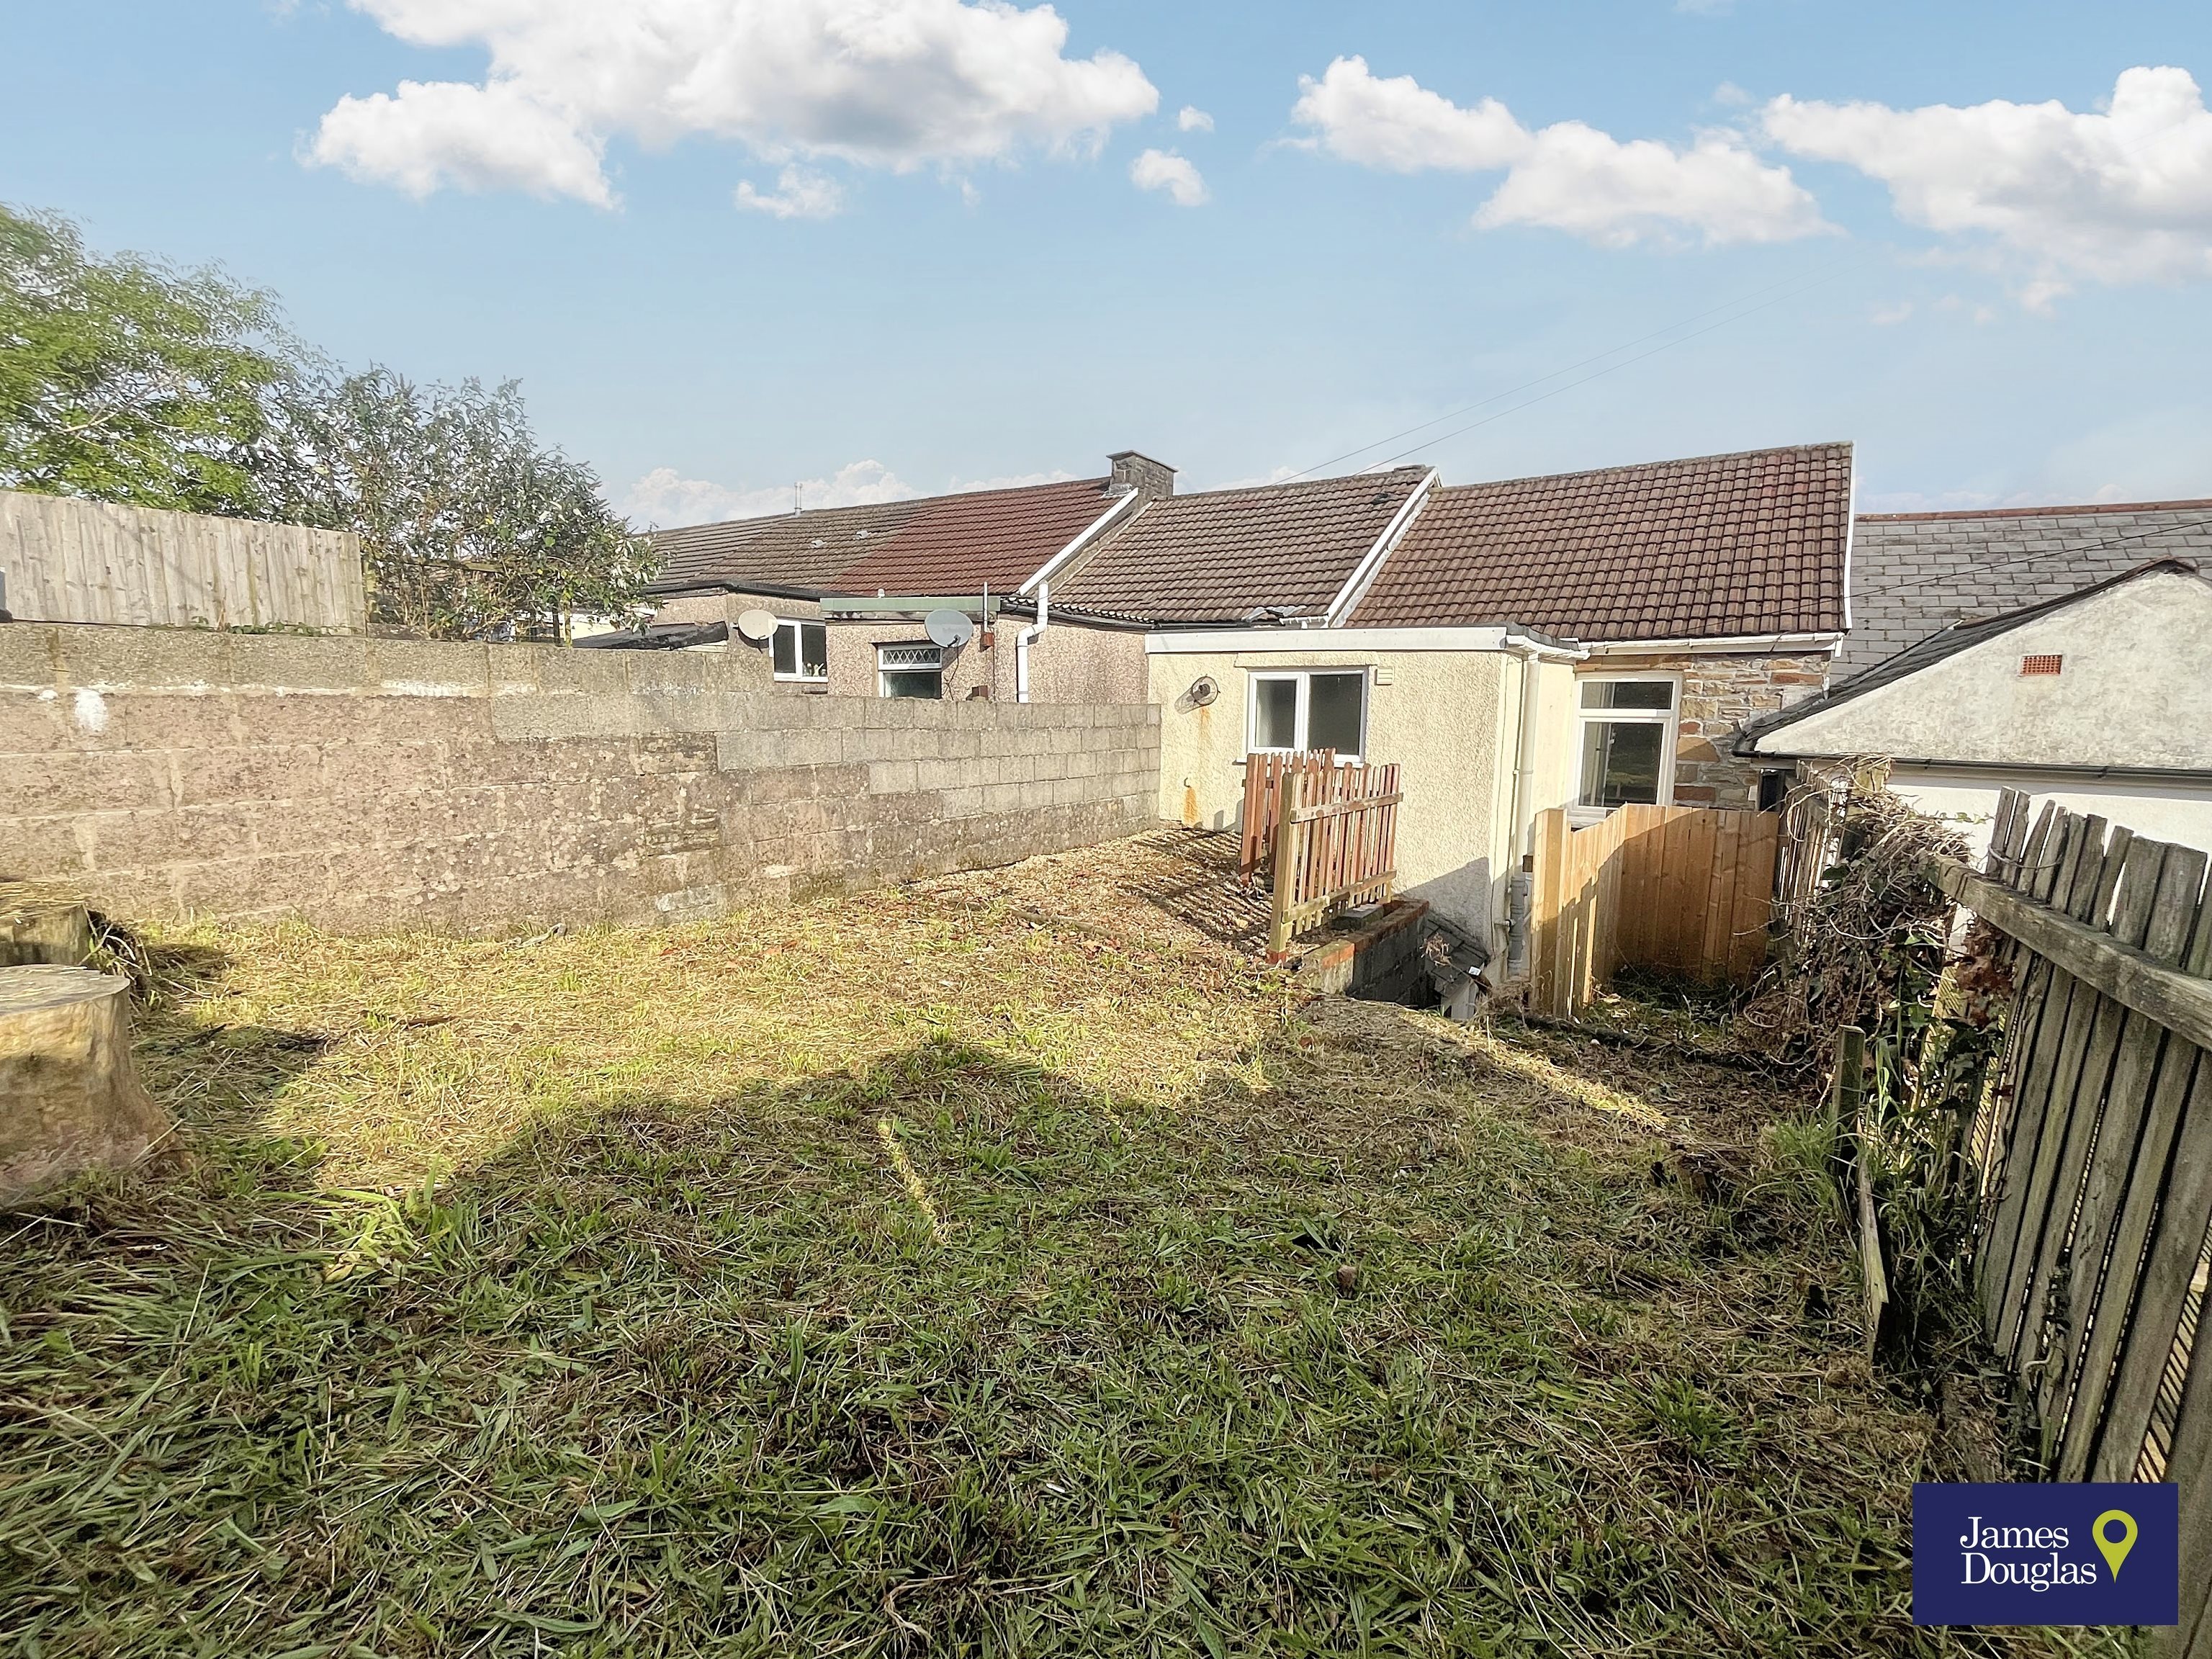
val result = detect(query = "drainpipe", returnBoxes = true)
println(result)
[1015,580,1050,703]
[1502,640,1547,980]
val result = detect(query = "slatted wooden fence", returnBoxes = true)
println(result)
[1942,790,2212,1656]
[0,487,367,632]
[1238,750,1336,879]
[1261,759,1402,962]
[1529,803,1781,1020]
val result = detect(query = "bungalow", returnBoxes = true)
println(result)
[1741,559,2212,860]
[639,440,1854,952]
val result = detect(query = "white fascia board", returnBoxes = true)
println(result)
[1145,626,1586,660]
[1017,487,1145,596]
[1578,631,1844,657]
[1841,456,1858,634]
[1323,468,1441,626]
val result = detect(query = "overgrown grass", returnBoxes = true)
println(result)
[0,840,2127,1656]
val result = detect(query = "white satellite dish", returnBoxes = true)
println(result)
[734,608,780,643]
[925,608,976,648]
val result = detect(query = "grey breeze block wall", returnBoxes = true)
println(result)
[0,624,1161,934]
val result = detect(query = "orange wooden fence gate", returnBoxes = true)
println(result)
[1529,804,1781,1019]
[1240,755,1403,962]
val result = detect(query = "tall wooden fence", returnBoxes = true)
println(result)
[1941,790,2212,1655]
[0,489,367,632]
[1256,757,1402,962]
[1238,750,1335,878]
[1529,803,1781,1019]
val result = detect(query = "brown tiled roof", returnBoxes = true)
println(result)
[1349,443,1852,641]
[1053,469,1431,625]
[649,477,1114,596]
[652,498,923,593]
[835,477,1114,595]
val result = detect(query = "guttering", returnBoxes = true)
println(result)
[1323,468,1442,626]
[1745,750,2212,785]
[1144,625,1586,659]
[1578,631,1844,657]
[1015,581,1051,702]
[1019,487,1146,596]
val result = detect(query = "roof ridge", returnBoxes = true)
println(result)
[1434,440,1853,496]
[1858,497,2212,523]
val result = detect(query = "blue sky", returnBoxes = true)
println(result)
[6,1,2211,523]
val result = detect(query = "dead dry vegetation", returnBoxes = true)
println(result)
[0,833,2128,1657]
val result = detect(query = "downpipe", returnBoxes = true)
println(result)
[1015,581,1050,703]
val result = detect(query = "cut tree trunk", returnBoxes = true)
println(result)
[0,886,94,968]
[1,966,171,1208]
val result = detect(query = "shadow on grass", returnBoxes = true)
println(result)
[0,1030,2072,1659]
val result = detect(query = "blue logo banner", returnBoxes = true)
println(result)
[1913,1483,2178,1627]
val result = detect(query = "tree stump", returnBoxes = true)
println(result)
[0,886,94,968]
[1,966,171,1207]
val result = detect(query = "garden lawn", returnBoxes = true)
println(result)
[0,836,2125,1657]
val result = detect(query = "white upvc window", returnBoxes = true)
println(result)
[1574,673,1679,811]
[772,619,828,682]
[1246,668,1370,760]
[877,642,943,699]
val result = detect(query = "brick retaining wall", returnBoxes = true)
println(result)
[0,626,1160,933]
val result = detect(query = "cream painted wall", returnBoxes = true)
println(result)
[1146,646,1577,939]
[1754,572,2212,771]
[1888,766,2212,863]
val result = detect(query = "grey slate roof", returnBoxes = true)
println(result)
[1741,556,2208,755]
[1843,500,2212,676]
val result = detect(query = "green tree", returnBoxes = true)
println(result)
[0,204,302,516]
[292,368,657,641]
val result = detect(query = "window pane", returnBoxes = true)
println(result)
[1580,678,1673,711]
[1252,678,1298,749]
[772,624,798,676]
[1307,673,1366,756]
[799,622,828,678]
[881,669,942,700]
[1579,720,1663,807]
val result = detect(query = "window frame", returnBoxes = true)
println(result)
[772,618,829,683]
[1244,667,1371,763]
[1572,670,1681,812]
[876,641,945,700]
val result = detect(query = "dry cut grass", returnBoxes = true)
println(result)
[0,832,2130,1657]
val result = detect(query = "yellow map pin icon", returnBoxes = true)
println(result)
[2093,1510,2137,1578]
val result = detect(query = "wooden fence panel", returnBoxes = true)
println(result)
[1263,758,1403,961]
[1,488,367,632]
[1528,802,1779,1018]
[1940,788,2212,1653]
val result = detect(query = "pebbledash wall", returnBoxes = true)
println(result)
[0,624,1159,934]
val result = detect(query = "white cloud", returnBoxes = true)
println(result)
[1763,67,2212,299]
[1177,105,1213,132]
[1869,300,1913,325]
[1131,147,1208,206]
[314,79,614,204]
[734,166,844,218]
[1290,55,1828,246]
[621,459,917,526]
[310,0,1159,207]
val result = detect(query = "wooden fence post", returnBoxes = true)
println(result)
[1266,768,1298,963]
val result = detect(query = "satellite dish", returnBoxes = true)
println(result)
[1189,675,1220,707]
[925,608,976,648]
[735,608,779,643]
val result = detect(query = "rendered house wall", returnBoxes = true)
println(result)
[1145,645,1576,940]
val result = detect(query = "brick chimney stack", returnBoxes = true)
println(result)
[1107,451,1176,500]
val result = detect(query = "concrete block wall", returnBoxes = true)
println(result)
[0,624,1160,934]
